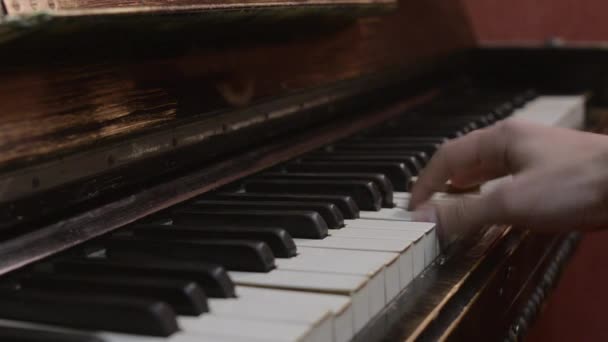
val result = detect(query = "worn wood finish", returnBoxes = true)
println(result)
[378,228,572,341]
[0,0,475,172]
[3,0,395,16]
[0,90,435,277]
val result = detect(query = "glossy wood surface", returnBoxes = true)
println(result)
[0,0,474,173]
[0,90,435,277]
[3,0,395,15]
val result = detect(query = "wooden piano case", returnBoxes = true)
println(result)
[1,0,607,340]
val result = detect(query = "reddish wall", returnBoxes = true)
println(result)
[526,231,608,341]
[463,0,608,43]
[461,3,608,340]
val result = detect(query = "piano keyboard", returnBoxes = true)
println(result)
[0,90,584,342]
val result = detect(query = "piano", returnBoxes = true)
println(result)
[0,1,606,341]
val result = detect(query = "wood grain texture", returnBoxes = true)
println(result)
[3,0,395,15]
[0,90,435,276]
[0,0,475,171]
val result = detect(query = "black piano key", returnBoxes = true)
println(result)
[285,161,412,192]
[132,224,297,258]
[243,179,383,211]
[334,141,434,158]
[258,172,394,208]
[212,192,360,219]
[172,209,329,239]
[0,326,103,342]
[305,153,423,172]
[52,258,236,298]
[105,236,276,273]
[368,127,459,139]
[320,149,428,165]
[350,136,447,144]
[0,290,178,337]
[19,273,208,316]
[188,199,344,229]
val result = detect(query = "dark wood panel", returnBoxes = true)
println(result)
[0,90,435,277]
[380,228,575,341]
[4,0,395,15]
[0,0,475,171]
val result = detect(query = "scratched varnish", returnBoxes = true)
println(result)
[0,0,474,171]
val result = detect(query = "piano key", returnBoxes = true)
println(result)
[229,269,371,332]
[0,324,103,342]
[257,172,394,208]
[18,273,208,316]
[0,317,299,342]
[349,136,447,144]
[393,191,463,208]
[105,237,276,273]
[277,246,401,307]
[172,209,328,239]
[359,207,416,221]
[212,192,360,219]
[131,224,297,258]
[329,227,426,274]
[179,316,322,342]
[326,142,431,160]
[368,127,458,138]
[317,149,429,165]
[52,258,236,298]
[188,199,344,229]
[207,295,333,342]
[244,179,383,211]
[344,219,438,262]
[303,154,421,175]
[0,290,179,336]
[292,236,414,289]
[233,286,353,342]
[285,161,412,192]
[353,213,440,263]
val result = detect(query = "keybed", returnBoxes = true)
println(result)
[0,90,586,342]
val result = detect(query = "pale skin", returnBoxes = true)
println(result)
[409,119,608,240]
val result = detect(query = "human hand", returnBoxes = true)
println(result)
[409,119,608,238]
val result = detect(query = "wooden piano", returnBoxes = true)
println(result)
[0,0,606,341]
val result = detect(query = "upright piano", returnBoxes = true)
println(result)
[0,1,606,341]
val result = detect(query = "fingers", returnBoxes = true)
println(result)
[413,188,508,241]
[408,123,511,210]
[450,164,506,189]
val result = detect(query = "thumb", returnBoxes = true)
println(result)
[413,192,505,243]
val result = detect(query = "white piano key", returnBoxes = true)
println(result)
[179,316,320,342]
[393,192,462,209]
[272,264,382,321]
[360,208,414,221]
[513,95,585,129]
[0,318,210,342]
[294,236,413,289]
[208,297,333,342]
[235,286,354,342]
[344,219,438,262]
[330,227,426,275]
[229,269,370,333]
[393,191,411,200]
[277,246,400,310]
[102,332,255,342]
